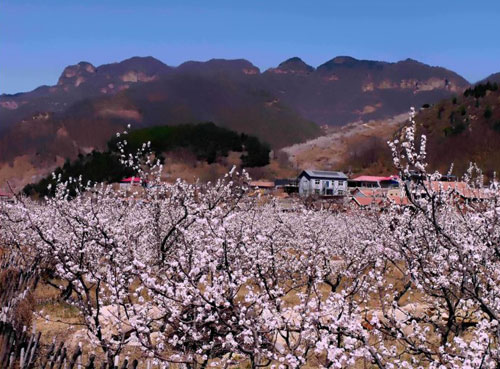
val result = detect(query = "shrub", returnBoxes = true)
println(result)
[444,122,466,136]
[437,105,445,119]
[464,82,498,98]
[449,111,456,124]
[484,106,493,119]
[493,121,500,132]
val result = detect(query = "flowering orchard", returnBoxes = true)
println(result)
[1,110,500,368]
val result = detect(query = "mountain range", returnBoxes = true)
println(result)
[0,55,497,189]
[1,55,473,129]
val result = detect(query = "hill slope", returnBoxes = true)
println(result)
[281,81,500,179]
[479,73,500,85]
[412,83,500,177]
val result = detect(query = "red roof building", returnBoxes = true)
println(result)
[352,175,399,182]
[120,177,143,184]
[349,175,400,189]
[0,190,13,203]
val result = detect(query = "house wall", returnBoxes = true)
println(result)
[299,177,310,196]
[298,177,348,196]
[387,188,405,197]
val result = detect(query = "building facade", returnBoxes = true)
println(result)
[348,175,400,189]
[298,170,348,197]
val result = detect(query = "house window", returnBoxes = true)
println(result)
[315,179,320,185]
[324,181,329,187]
[315,189,320,194]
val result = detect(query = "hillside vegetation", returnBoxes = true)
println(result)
[23,123,270,197]
[415,81,500,177]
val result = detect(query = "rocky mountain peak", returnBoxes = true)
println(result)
[97,56,170,76]
[177,58,260,76]
[273,57,315,74]
[317,56,385,73]
[330,56,359,65]
[58,61,97,86]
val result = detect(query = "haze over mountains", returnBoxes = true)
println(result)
[0,54,493,189]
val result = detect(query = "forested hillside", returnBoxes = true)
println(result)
[23,123,270,197]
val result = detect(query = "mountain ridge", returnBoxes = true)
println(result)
[0,54,487,190]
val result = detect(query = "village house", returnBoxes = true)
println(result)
[0,191,13,203]
[248,180,276,196]
[423,181,491,202]
[297,170,348,197]
[350,187,405,198]
[350,187,409,209]
[348,175,400,189]
[350,196,384,209]
[249,180,275,190]
[274,178,299,194]
[119,177,148,190]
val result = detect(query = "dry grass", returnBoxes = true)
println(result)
[31,280,83,346]
[3,252,448,367]
[282,114,407,174]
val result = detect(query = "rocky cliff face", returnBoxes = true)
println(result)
[58,61,97,87]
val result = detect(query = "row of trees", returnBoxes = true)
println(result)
[463,82,499,99]
[107,122,271,167]
[2,109,500,368]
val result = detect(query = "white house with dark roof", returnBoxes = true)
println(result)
[0,190,13,203]
[297,170,348,197]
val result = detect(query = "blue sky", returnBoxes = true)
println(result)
[1,0,499,94]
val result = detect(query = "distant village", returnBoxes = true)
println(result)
[245,169,489,209]
[0,169,490,209]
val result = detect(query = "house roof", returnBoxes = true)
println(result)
[351,188,389,197]
[426,181,490,200]
[387,193,410,205]
[352,193,409,207]
[299,170,347,180]
[351,196,383,207]
[352,175,399,182]
[121,177,144,183]
[249,180,275,188]
[274,179,297,186]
